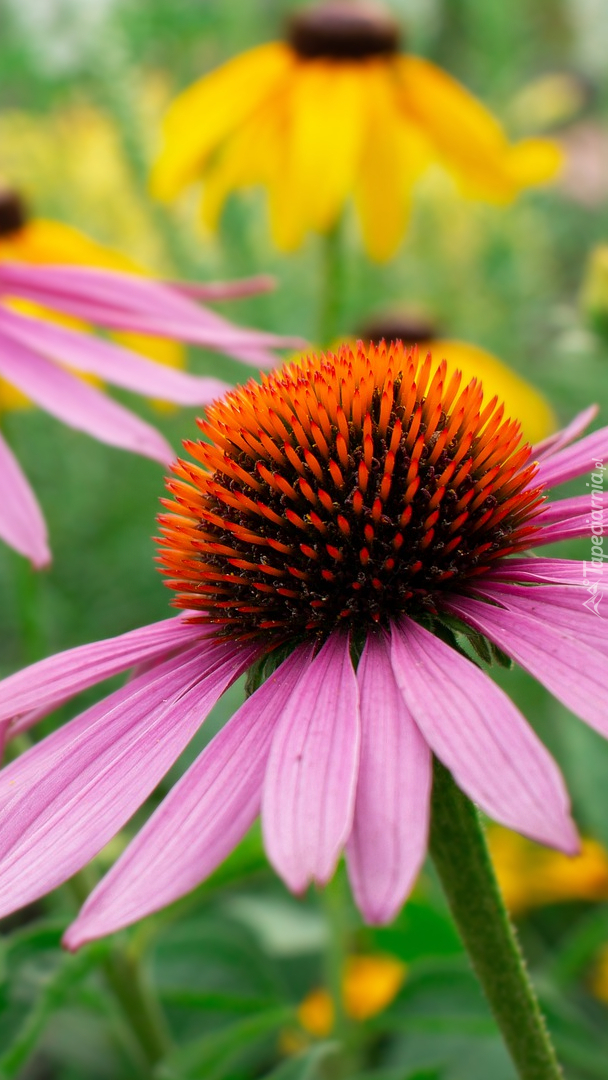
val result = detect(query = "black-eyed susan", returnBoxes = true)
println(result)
[152,0,563,261]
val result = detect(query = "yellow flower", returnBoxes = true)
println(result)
[152,0,562,261]
[354,316,556,445]
[0,188,183,413]
[488,825,608,916]
[297,954,406,1037]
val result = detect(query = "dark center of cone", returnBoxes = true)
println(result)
[288,1,400,61]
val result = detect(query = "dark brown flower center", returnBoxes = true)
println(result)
[158,343,544,647]
[0,190,27,237]
[360,311,439,346]
[288,1,400,61]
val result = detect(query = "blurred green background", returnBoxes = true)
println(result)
[2,0,608,1077]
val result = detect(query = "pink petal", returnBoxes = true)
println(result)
[0,614,209,730]
[0,307,229,405]
[535,425,608,489]
[470,580,608,641]
[0,428,50,568]
[64,643,314,947]
[0,638,256,917]
[347,632,431,925]
[390,618,578,853]
[536,491,608,525]
[528,509,608,547]
[0,329,173,464]
[0,263,301,366]
[488,557,602,586]
[533,405,598,460]
[262,632,360,892]
[446,592,608,740]
[168,275,275,300]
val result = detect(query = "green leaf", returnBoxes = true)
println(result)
[0,945,99,1079]
[156,1006,295,1080]
[261,1041,339,1079]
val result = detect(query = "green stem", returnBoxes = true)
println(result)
[68,870,172,1071]
[322,871,349,1044]
[429,758,564,1080]
[318,219,346,346]
[322,872,362,1080]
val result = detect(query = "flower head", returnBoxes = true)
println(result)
[152,0,562,260]
[0,341,606,947]
[0,189,293,566]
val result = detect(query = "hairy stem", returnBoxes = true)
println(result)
[429,758,564,1080]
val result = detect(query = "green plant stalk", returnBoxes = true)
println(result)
[318,219,346,346]
[67,868,172,1071]
[321,872,360,1080]
[429,757,564,1080]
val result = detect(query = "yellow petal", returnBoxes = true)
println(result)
[0,218,137,270]
[288,60,366,232]
[489,826,608,916]
[354,64,410,261]
[343,955,406,1021]
[201,89,284,231]
[397,56,547,203]
[506,136,564,187]
[151,43,293,200]
[432,340,556,445]
[263,82,308,252]
[297,989,334,1038]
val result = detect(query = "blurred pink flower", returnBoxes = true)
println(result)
[0,262,291,567]
[0,344,605,945]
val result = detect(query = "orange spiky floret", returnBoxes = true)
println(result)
[157,342,545,643]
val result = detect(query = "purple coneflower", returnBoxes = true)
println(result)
[0,248,288,567]
[0,341,605,947]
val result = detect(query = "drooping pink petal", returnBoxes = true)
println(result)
[347,631,431,925]
[0,307,229,404]
[64,643,314,948]
[535,491,608,525]
[0,613,209,730]
[262,632,360,892]
[535,425,608,489]
[0,263,302,366]
[0,638,257,917]
[527,508,608,547]
[532,405,598,460]
[390,617,578,853]
[168,275,275,300]
[469,580,608,641]
[488,557,603,586]
[0,428,50,568]
[445,592,608,739]
[0,329,172,464]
